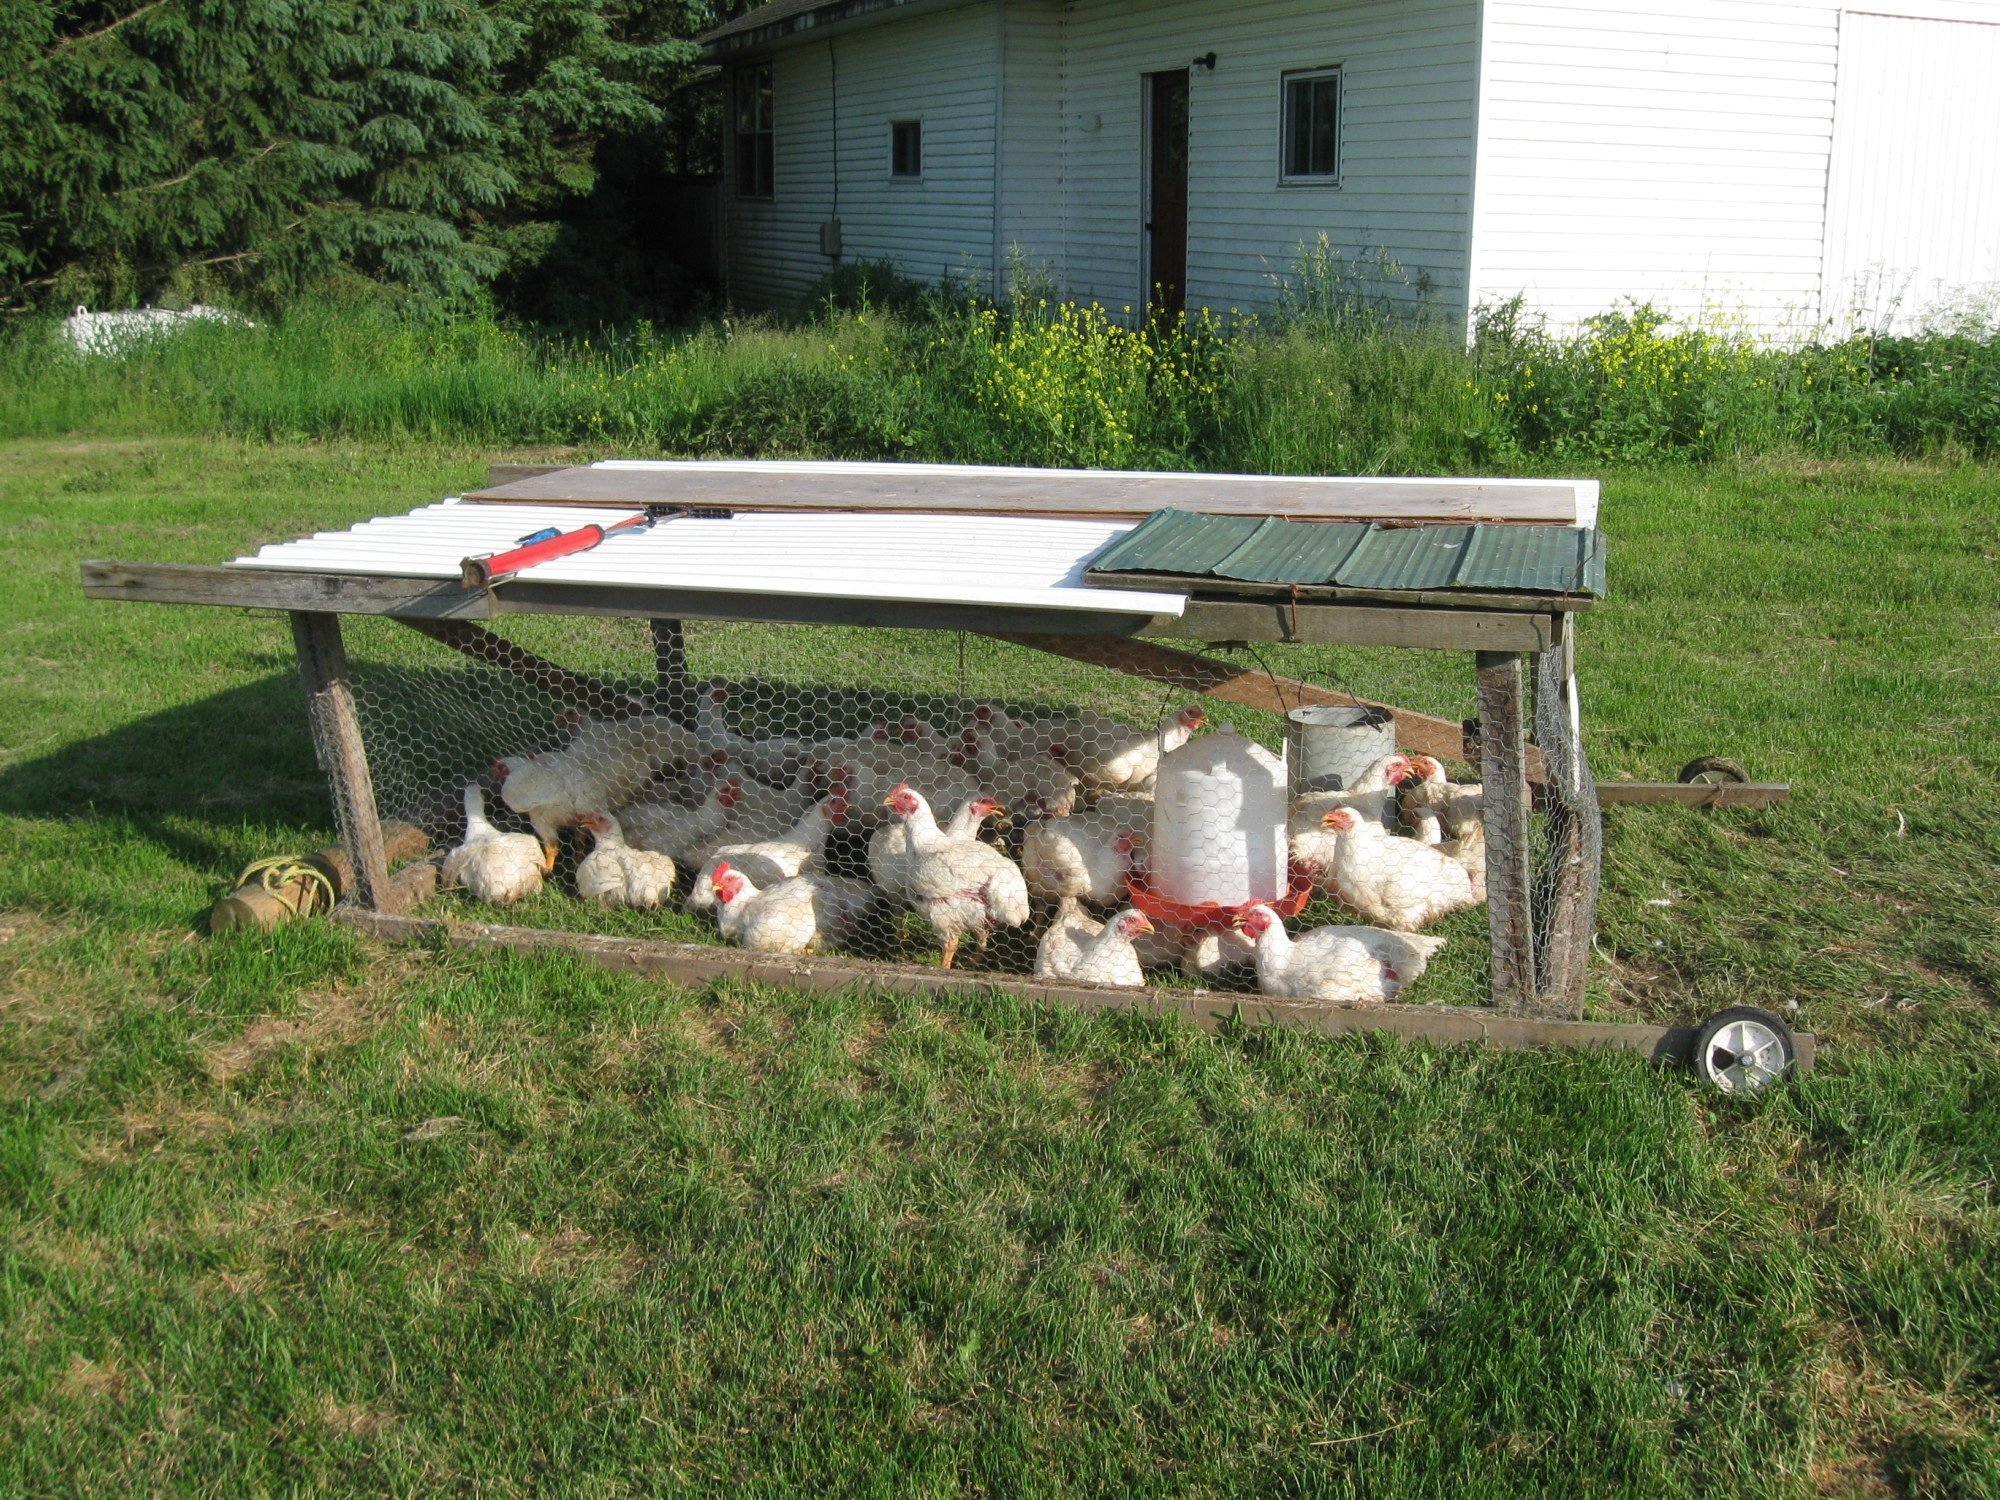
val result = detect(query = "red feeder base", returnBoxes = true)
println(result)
[1127,866,1317,934]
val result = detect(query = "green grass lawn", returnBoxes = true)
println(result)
[2,437,1998,1496]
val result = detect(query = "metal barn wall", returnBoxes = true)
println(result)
[1467,0,2000,338]
[1819,9,2000,332]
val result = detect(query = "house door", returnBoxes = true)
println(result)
[1144,69,1189,318]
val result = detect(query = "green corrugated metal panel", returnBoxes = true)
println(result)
[1085,510,1606,597]
[1094,511,1264,573]
[1212,521,1369,583]
[1341,525,1477,591]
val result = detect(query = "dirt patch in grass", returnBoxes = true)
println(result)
[203,979,383,1084]
[61,1355,132,1406]
[317,1395,396,1439]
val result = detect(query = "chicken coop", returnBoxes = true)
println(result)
[83,459,1808,1082]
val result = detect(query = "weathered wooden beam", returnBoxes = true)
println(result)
[1596,783,1791,808]
[485,463,571,487]
[395,617,650,721]
[461,463,1595,525]
[1151,599,1559,653]
[989,630,1549,778]
[83,560,496,618]
[331,909,1818,1071]
[1087,571,1593,614]
[290,612,391,912]
[83,561,1555,653]
[1477,651,1537,1011]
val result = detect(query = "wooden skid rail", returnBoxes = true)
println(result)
[331,909,1814,1073]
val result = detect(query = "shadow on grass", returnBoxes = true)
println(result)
[0,668,329,860]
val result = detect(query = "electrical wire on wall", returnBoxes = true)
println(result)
[828,38,841,225]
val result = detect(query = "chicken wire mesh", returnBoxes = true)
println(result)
[1532,643,1603,1018]
[317,614,1594,1010]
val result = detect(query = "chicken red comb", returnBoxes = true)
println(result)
[712,861,732,877]
[718,779,742,807]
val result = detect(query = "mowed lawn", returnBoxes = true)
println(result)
[2,436,1997,1497]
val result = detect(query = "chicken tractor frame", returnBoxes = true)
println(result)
[83,461,1813,1086]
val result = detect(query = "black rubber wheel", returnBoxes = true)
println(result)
[1679,755,1750,786]
[1692,1006,1797,1097]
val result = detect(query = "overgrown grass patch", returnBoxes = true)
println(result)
[5,279,1997,467]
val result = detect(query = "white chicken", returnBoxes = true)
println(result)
[695,685,819,788]
[1034,895,1100,978]
[685,790,849,913]
[953,723,1079,819]
[1021,811,1139,906]
[1034,900,1156,987]
[868,795,1002,907]
[1320,806,1482,931]
[574,812,678,910]
[1237,904,1430,1004]
[1442,821,1487,905]
[495,712,699,852]
[1182,924,1259,980]
[1059,706,1208,796]
[442,784,546,907]
[883,784,1031,969]
[1290,752,1415,877]
[833,746,982,833]
[711,863,875,954]
[1400,754,1485,846]
[712,771,813,842]
[618,777,734,866]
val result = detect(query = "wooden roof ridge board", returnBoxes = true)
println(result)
[461,460,1599,527]
[1083,510,1607,602]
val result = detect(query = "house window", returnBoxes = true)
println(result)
[1281,68,1341,182]
[890,119,923,179]
[734,63,774,198]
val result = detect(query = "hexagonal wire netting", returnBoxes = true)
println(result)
[322,613,1597,1009]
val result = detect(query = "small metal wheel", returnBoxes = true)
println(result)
[1692,1006,1797,1097]
[1679,755,1750,786]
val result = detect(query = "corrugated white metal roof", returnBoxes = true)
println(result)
[232,501,1189,617]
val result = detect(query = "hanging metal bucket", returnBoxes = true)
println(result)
[1286,705,1397,796]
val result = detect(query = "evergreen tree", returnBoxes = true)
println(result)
[0,0,712,313]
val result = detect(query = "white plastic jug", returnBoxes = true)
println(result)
[1150,731,1289,907]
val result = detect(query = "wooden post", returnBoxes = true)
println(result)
[290,611,392,912]
[1477,651,1537,1010]
[651,618,694,727]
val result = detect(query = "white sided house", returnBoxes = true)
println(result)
[699,0,2000,335]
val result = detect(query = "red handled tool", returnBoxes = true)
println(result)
[460,512,656,589]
